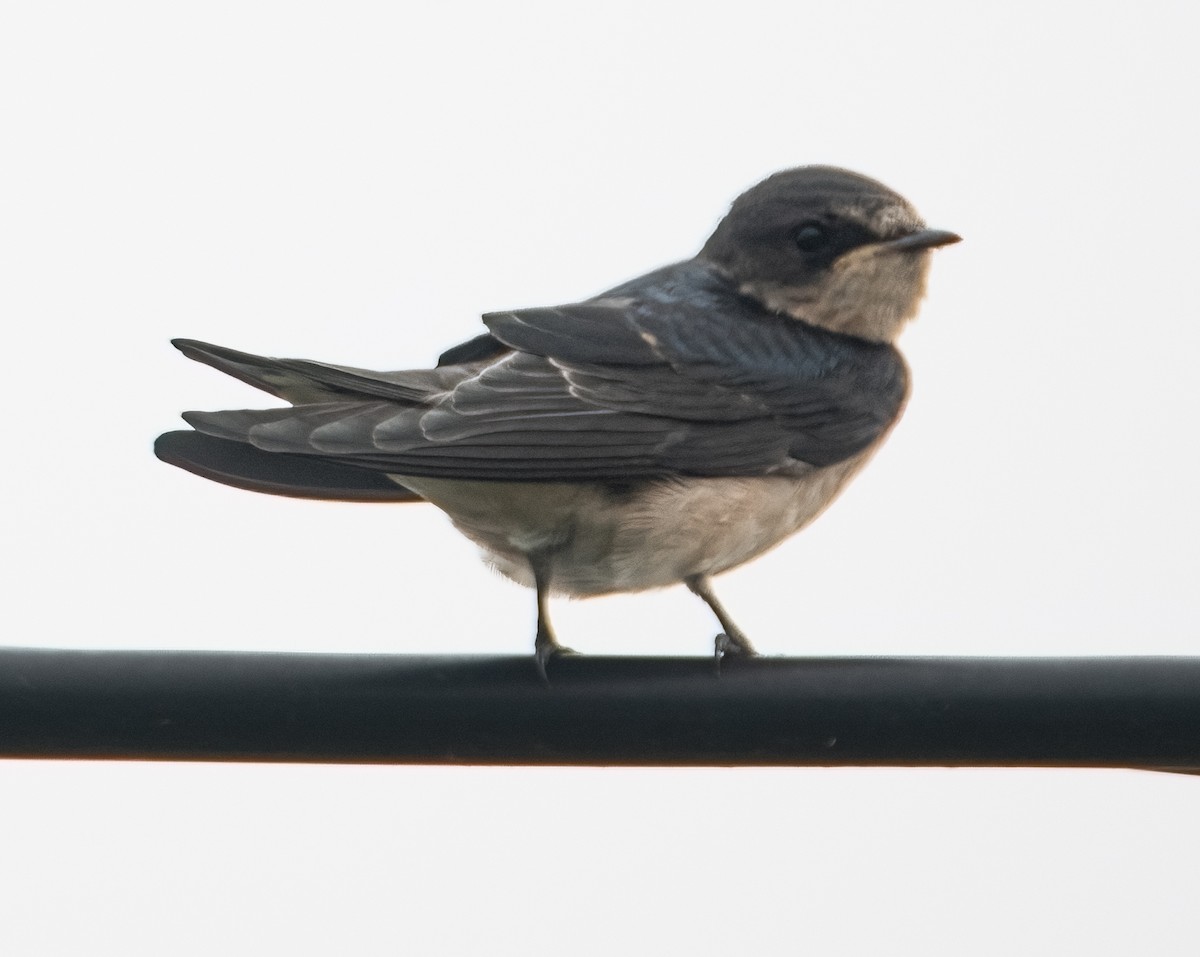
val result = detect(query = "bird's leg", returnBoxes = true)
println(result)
[533,563,574,682]
[686,575,758,667]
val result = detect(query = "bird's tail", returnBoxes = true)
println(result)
[171,338,454,405]
[154,430,422,502]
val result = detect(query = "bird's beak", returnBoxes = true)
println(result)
[884,228,962,252]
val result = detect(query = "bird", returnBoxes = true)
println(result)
[155,165,959,676]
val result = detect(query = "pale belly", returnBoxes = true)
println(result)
[394,457,866,597]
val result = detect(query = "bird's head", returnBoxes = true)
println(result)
[699,166,960,342]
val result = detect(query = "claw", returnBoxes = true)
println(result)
[688,575,758,675]
[534,627,575,683]
[713,630,758,675]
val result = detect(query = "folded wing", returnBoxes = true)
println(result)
[163,262,909,490]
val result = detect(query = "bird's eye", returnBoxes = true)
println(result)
[792,221,830,253]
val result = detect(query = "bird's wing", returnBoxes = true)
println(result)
[481,294,909,468]
[174,288,908,483]
[436,332,509,367]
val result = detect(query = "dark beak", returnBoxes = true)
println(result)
[884,228,962,252]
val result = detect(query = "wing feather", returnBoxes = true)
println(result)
[169,261,907,485]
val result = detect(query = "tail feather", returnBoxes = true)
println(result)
[171,338,456,405]
[154,430,422,503]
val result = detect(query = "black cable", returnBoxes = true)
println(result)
[2,648,1197,769]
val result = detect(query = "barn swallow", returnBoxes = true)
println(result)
[156,166,959,676]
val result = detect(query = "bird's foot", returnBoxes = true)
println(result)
[534,631,576,684]
[713,630,758,675]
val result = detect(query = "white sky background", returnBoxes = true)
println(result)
[3,1,1199,953]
